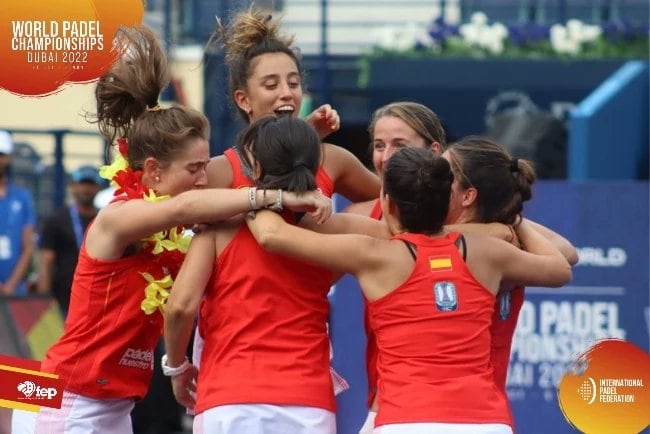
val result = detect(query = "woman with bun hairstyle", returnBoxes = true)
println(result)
[197,6,374,398]
[442,137,578,397]
[11,26,328,434]
[164,115,337,434]
[353,104,577,433]
[245,147,572,434]
[206,7,380,201]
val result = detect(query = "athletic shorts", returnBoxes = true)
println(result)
[27,390,135,434]
[194,403,336,434]
[374,422,513,434]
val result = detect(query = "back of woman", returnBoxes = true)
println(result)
[368,231,511,428]
[165,116,337,434]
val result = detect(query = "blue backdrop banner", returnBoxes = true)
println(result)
[329,181,650,434]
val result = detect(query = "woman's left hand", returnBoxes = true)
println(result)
[282,190,332,224]
[306,104,340,139]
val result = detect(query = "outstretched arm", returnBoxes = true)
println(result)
[299,212,390,239]
[247,210,381,276]
[91,188,329,259]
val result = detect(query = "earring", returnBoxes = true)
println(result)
[155,176,160,182]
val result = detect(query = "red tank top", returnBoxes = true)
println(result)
[223,147,334,197]
[368,232,511,427]
[491,285,525,392]
[41,243,164,399]
[194,223,335,414]
[365,198,382,406]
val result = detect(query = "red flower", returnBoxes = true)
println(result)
[117,137,129,157]
[113,168,146,199]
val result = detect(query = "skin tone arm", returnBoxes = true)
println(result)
[88,188,330,260]
[323,144,381,202]
[248,210,572,298]
[471,219,573,291]
[163,229,218,409]
[0,226,34,295]
[36,249,55,294]
[524,218,578,265]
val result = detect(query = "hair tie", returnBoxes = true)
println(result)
[510,158,519,173]
[147,102,162,112]
[293,161,308,170]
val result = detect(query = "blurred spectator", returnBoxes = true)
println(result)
[0,130,36,296]
[37,165,103,315]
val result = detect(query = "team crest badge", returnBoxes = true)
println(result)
[433,281,458,312]
[498,291,511,320]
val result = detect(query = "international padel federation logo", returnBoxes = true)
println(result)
[558,339,650,434]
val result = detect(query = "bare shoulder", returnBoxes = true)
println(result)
[206,154,234,188]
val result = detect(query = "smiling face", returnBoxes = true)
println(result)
[234,52,303,123]
[372,115,430,177]
[153,137,210,197]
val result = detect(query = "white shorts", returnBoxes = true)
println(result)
[194,403,336,434]
[11,409,37,434]
[25,390,135,434]
[374,422,512,434]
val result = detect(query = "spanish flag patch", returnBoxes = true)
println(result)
[429,255,452,272]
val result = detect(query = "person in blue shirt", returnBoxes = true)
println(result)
[0,130,36,296]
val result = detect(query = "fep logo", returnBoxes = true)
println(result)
[558,339,650,433]
[0,355,63,412]
[0,0,143,96]
[17,380,58,400]
[17,381,36,398]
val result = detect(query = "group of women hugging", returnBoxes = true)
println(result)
[12,7,576,434]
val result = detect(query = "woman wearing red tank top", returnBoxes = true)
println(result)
[194,7,373,413]
[12,27,329,434]
[246,147,572,434]
[348,103,577,433]
[205,8,380,201]
[164,116,337,433]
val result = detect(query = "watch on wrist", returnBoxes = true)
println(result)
[161,354,191,377]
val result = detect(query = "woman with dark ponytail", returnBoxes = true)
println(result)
[245,147,572,434]
[163,115,340,433]
[442,137,578,402]
[12,26,329,434]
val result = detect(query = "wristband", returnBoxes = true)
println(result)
[266,188,283,212]
[161,354,191,377]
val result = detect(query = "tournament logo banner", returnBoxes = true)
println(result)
[0,0,143,96]
[0,354,62,412]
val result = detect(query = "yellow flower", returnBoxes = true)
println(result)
[99,155,129,187]
[167,226,192,254]
[140,272,174,315]
[144,230,169,255]
[143,189,170,203]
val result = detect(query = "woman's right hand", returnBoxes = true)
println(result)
[282,190,332,224]
[170,363,198,410]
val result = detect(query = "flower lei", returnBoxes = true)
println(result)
[99,138,192,315]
